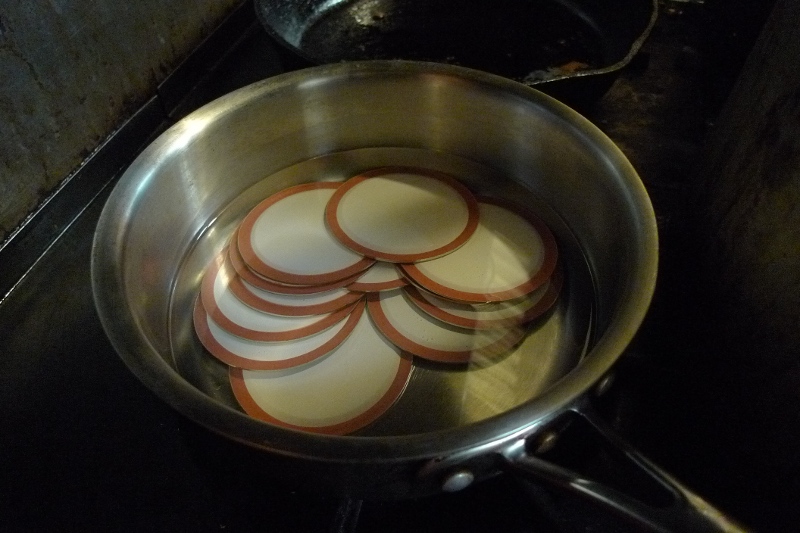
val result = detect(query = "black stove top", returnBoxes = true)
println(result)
[1,2,797,532]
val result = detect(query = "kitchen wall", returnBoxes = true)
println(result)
[0,0,242,242]
[693,0,800,360]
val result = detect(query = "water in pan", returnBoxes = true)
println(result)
[167,147,595,436]
[297,0,606,83]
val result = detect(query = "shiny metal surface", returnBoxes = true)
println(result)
[593,372,616,397]
[503,407,748,532]
[533,430,560,455]
[91,61,657,489]
[441,470,475,493]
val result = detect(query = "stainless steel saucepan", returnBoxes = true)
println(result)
[91,61,741,531]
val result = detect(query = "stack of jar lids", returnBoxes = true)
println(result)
[193,166,560,434]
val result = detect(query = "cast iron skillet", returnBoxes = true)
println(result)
[254,0,658,107]
[91,61,742,531]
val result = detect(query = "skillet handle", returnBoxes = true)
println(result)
[502,406,747,532]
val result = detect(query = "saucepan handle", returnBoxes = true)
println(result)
[502,405,747,532]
